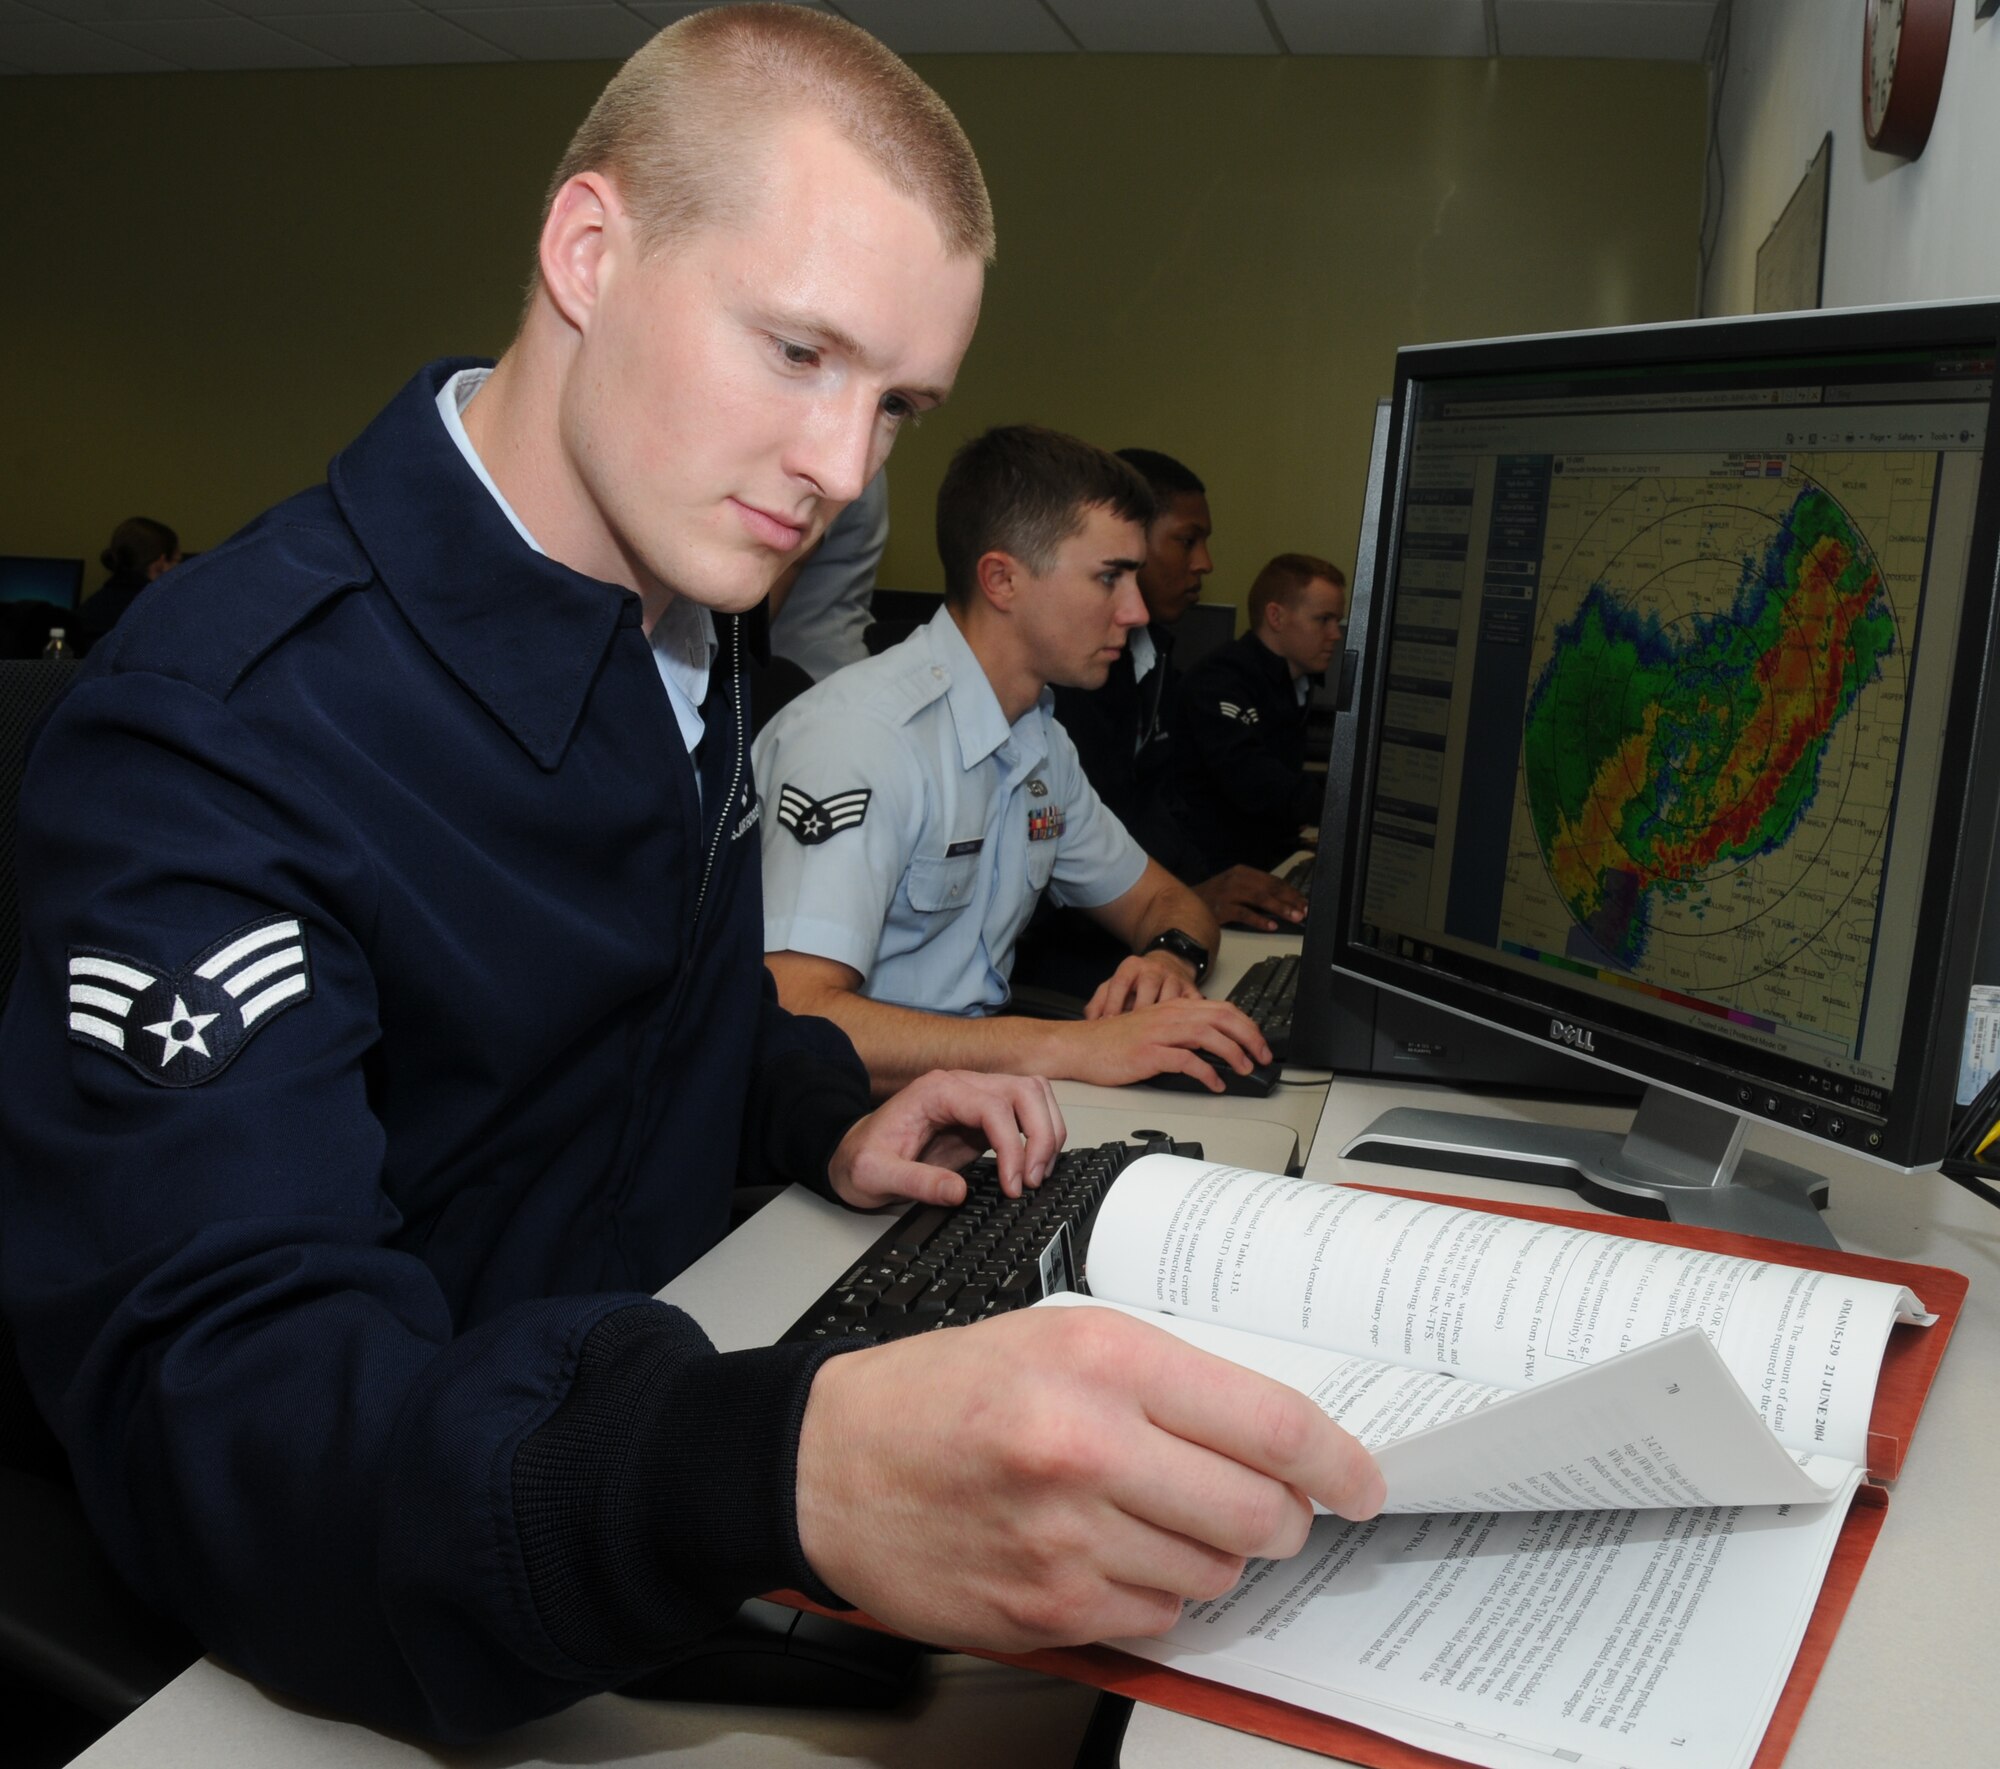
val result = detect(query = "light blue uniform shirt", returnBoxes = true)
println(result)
[755,606,1148,1015]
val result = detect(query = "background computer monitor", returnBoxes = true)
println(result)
[0,557,82,610]
[1325,302,2000,1247]
[1170,600,1236,673]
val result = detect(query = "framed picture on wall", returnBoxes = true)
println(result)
[1754,133,1832,314]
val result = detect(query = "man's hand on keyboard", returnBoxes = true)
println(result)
[795,1303,1386,1651]
[1194,865,1307,933]
[827,1069,1067,1208]
[1082,951,1203,1018]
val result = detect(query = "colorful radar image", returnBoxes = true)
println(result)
[1505,459,1928,1046]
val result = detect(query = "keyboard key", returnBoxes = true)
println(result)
[876,1273,929,1313]
[778,1139,1194,1346]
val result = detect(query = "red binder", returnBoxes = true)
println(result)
[787,1189,1967,1769]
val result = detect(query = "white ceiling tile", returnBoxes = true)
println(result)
[835,0,1077,55]
[32,0,226,22]
[432,4,651,57]
[0,0,179,66]
[0,0,1737,73]
[1497,0,1715,62]
[1047,0,1279,55]
[92,12,340,61]
[627,0,836,20]
[270,8,512,61]
[1267,0,1489,57]
[228,0,424,16]
[430,0,641,10]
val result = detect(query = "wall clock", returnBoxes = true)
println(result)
[1863,0,1953,159]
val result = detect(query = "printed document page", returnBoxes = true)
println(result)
[1084,1157,1927,1465]
[1115,1479,1861,1769]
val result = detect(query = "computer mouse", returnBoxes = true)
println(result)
[1139,1052,1281,1098]
[620,1598,926,1711]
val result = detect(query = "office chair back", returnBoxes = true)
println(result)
[0,660,74,1008]
[1,661,76,1477]
[863,586,942,656]
[0,659,201,1727]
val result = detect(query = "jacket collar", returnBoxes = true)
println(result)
[329,359,637,772]
[1239,627,1296,692]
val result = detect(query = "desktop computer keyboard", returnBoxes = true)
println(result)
[1277,852,1314,895]
[1227,952,1300,1061]
[779,1135,1197,1345]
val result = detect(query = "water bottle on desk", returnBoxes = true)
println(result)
[41,627,71,660]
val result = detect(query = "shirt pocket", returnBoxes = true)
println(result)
[907,851,981,915]
[1025,837,1058,894]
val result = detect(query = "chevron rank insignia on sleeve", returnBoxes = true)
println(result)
[1218,701,1260,725]
[66,914,314,1088]
[777,784,872,846]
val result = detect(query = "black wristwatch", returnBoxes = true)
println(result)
[1143,927,1211,983]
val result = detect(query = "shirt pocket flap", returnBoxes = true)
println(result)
[908,851,981,914]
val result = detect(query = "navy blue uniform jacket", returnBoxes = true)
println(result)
[1169,630,1322,875]
[0,363,873,1739]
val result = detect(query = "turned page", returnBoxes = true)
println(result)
[1083,1156,1928,1465]
[1040,1294,1851,1510]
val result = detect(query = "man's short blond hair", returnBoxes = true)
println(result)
[543,5,995,268]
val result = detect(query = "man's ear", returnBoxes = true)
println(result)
[537,172,621,335]
[974,550,1018,613]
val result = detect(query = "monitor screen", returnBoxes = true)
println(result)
[0,556,83,610]
[1330,302,2000,1236]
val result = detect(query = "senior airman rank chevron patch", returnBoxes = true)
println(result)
[778,784,871,846]
[1218,701,1260,725]
[66,914,314,1088]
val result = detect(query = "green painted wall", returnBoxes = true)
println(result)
[0,54,1704,616]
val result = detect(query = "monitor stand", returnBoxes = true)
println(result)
[1339,1084,1840,1250]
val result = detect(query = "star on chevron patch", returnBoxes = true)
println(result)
[777,784,871,846]
[66,914,314,1088]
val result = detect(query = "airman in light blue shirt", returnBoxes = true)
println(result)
[758,424,1270,1096]
[757,605,1145,1015]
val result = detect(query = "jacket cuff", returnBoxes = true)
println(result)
[751,1046,873,1202]
[512,1304,850,1674]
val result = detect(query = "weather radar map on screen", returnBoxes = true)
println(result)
[1338,315,2000,1238]
[1509,456,1922,1056]
[1359,345,1991,1105]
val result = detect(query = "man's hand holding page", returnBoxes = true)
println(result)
[794,1303,1385,1651]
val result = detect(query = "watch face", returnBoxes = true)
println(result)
[1865,0,1903,138]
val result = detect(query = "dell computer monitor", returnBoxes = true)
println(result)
[1329,301,2000,1248]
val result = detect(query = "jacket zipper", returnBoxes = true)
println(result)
[691,614,745,928]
